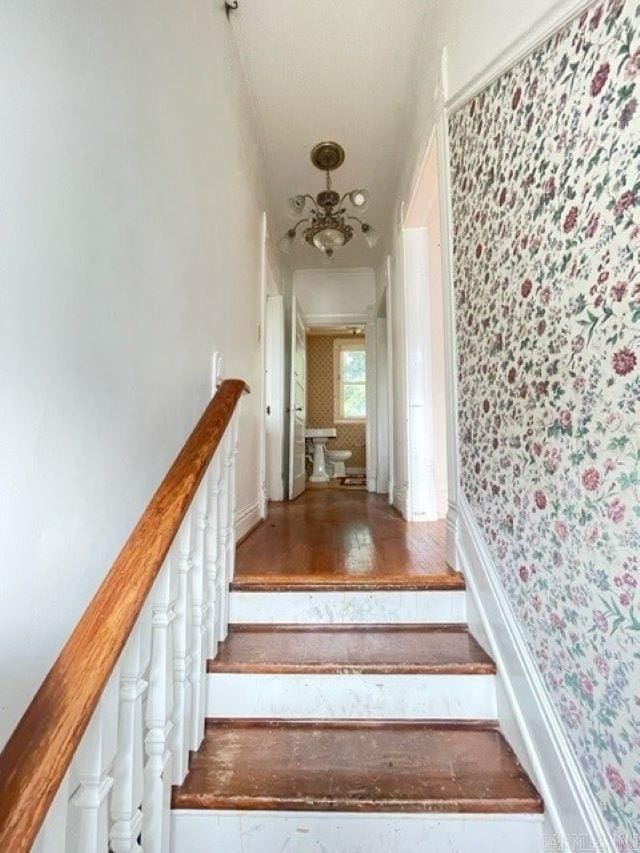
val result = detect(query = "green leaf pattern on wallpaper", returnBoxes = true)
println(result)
[450,0,640,843]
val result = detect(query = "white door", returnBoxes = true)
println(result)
[266,294,285,501]
[288,295,307,500]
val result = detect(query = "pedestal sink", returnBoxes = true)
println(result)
[305,428,337,483]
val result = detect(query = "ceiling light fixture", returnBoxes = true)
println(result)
[278,141,380,259]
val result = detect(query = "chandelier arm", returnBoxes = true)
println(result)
[288,218,310,234]
[302,194,319,212]
[346,214,365,225]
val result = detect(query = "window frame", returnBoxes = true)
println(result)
[333,338,366,424]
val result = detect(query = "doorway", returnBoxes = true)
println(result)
[400,133,448,520]
[306,326,367,489]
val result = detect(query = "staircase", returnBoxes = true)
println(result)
[170,498,544,852]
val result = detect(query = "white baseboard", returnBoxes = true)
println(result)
[234,501,261,542]
[392,483,408,519]
[457,495,615,853]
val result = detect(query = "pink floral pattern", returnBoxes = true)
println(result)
[450,0,640,841]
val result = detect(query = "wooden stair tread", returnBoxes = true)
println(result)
[172,720,543,814]
[231,572,465,592]
[208,624,495,674]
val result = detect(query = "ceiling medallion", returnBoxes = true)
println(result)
[278,141,380,259]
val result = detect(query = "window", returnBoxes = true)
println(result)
[334,339,366,422]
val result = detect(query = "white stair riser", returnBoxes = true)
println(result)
[206,673,496,719]
[229,590,466,624]
[171,810,544,853]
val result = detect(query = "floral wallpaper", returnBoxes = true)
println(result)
[449,0,640,844]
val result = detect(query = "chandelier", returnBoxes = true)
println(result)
[278,141,380,259]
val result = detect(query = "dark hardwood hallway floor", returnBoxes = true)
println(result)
[234,489,464,591]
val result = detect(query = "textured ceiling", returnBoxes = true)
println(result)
[228,0,432,270]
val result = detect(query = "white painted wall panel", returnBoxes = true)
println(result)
[207,673,497,720]
[0,0,280,748]
[172,810,545,853]
[229,590,466,624]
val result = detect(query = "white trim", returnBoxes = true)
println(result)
[435,77,461,568]
[365,304,378,492]
[234,501,261,543]
[384,258,395,506]
[303,312,368,327]
[457,495,616,853]
[392,482,409,520]
[446,0,593,113]
[333,338,367,424]
[258,212,269,519]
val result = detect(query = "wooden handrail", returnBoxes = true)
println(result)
[0,378,249,851]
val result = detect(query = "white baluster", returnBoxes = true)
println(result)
[220,414,239,640]
[68,670,119,852]
[143,554,177,853]
[110,604,152,852]
[188,489,207,752]
[204,455,222,659]
[215,432,231,643]
[32,771,69,853]
[172,516,193,785]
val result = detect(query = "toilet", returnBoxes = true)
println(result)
[326,449,352,479]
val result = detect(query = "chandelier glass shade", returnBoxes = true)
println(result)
[278,142,380,259]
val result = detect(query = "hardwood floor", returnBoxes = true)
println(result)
[234,490,463,590]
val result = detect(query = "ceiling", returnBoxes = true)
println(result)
[229,0,432,271]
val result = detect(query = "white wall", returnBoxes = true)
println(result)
[293,268,376,323]
[396,0,566,214]
[0,0,273,748]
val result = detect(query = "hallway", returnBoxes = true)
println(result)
[235,491,463,590]
[2,0,637,849]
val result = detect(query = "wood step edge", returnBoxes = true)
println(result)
[171,792,544,814]
[231,574,466,593]
[225,622,471,632]
[207,660,496,675]
[203,717,501,730]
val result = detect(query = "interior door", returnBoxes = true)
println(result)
[288,295,307,500]
[266,294,285,501]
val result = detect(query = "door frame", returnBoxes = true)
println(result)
[288,294,307,500]
[259,214,285,513]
